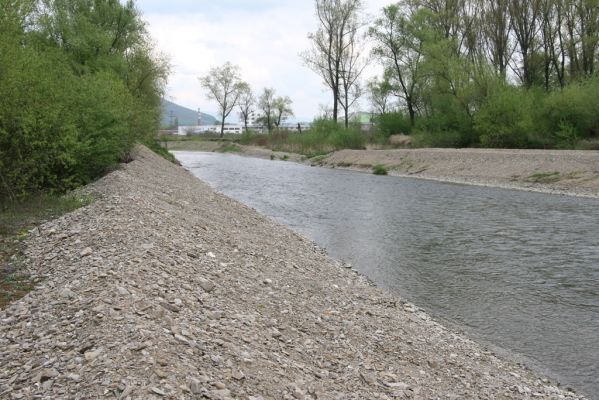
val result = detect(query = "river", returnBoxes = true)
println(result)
[174,151,599,398]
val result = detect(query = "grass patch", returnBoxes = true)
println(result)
[280,154,289,161]
[0,193,92,308]
[526,171,561,183]
[372,164,388,175]
[216,143,241,153]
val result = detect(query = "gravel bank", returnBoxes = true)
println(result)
[0,146,587,399]
[316,148,599,198]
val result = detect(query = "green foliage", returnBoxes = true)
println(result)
[0,0,169,203]
[526,172,561,184]
[474,85,537,148]
[372,164,388,175]
[216,143,241,153]
[540,78,599,142]
[229,119,365,155]
[373,112,412,142]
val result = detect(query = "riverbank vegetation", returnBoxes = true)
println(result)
[238,119,366,156]
[300,0,599,151]
[0,0,169,206]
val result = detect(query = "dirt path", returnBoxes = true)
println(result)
[0,146,587,399]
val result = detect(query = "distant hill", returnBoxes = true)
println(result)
[161,99,217,128]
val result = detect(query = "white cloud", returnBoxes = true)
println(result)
[141,1,390,121]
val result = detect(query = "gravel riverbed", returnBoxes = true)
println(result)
[0,146,588,399]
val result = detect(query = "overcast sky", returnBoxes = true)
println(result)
[137,0,390,122]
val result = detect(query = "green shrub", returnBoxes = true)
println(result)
[540,78,599,143]
[373,112,412,140]
[474,86,538,148]
[372,164,388,175]
[0,1,168,204]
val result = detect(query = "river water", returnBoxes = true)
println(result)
[174,151,599,397]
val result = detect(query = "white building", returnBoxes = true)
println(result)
[177,124,243,135]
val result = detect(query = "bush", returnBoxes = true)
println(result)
[372,164,388,175]
[0,1,168,204]
[540,78,599,144]
[474,86,538,148]
[373,112,412,141]
[413,93,479,148]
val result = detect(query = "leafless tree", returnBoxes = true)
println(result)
[509,0,542,86]
[339,21,367,127]
[301,0,363,123]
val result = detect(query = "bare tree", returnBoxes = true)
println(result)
[509,0,542,86]
[237,82,254,132]
[257,88,276,132]
[481,0,513,78]
[199,62,245,137]
[273,96,294,128]
[301,0,363,123]
[339,19,367,127]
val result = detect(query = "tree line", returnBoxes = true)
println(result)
[200,63,294,137]
[0,0,168,204]
[303,0,599,149]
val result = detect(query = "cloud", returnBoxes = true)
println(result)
[140,0,389,121]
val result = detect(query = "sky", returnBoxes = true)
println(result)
[137,0,390,122]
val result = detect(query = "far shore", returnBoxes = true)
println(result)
[166,140,599,199]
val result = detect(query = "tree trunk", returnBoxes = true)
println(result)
[344,105,349,128]
[220,115,225,138]
[332,89,338,122]
[407,99,415,127]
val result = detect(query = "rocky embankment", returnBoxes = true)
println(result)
[316,148,599,198]
[0,146,587,399]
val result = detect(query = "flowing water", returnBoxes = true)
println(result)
[174,151,599,397]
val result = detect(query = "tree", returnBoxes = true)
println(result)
[367,76,394,115]
[339,20,367,127]
[199,62,245,137]
[509,0,542,87]
[369,4,424,126]
[257,88,276,132]
[273,96,294,128]
[237,82,254,132]
[301,0,363,123]
[481,0,513,78]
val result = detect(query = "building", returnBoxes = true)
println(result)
[177,124,244,136]
[348,112,374,132]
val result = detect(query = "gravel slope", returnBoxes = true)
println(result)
[0,146,587,399]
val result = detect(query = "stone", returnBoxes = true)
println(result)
[117,286,129,296]
[84,349,102,361]
[150,387,166,396]
[190,379,203,394]
[199,279,216,293]
[80,247,93,257]
[60,288,76,299]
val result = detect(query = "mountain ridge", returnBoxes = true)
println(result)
[161,99,217,127]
